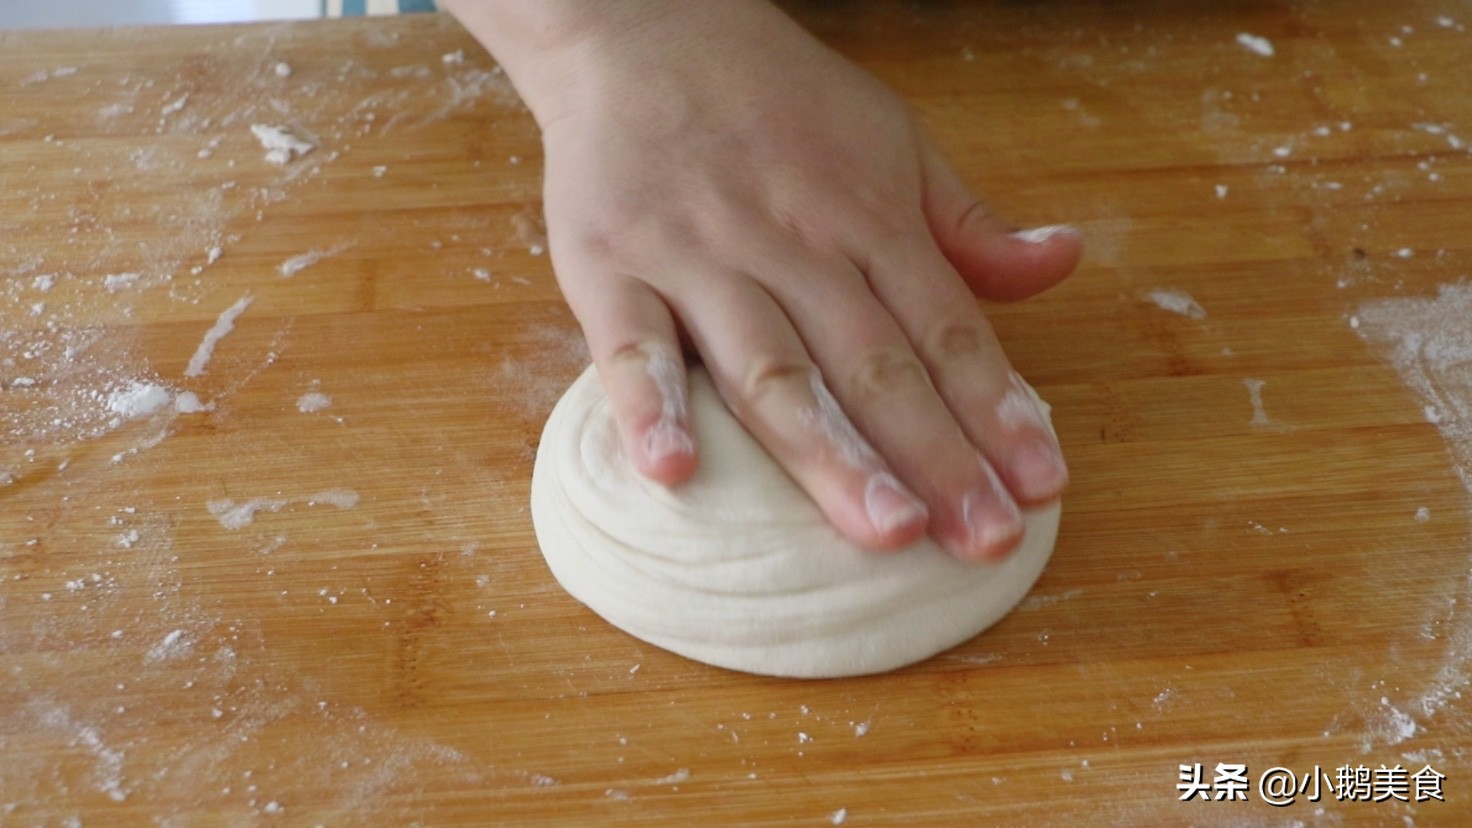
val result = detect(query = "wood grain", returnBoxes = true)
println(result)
[3,3,1472,825]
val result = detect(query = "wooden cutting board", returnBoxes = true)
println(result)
[3,3,1471,824]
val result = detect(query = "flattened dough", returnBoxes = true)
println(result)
[530,365,1062,678]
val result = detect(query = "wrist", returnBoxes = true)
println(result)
[440,0,671,124]
[443,0,803,127]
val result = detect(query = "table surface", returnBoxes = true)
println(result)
[3,3,1471,825]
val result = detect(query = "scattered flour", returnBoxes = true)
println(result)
[103,273,142,292]
[249,124,315,165]
[1235,33,1275,57]
[1244,378,1271,426]
[207,498,287,530]
[1357,283,1472,488]
[174,391,211,413]
[0,23,529,818]
[307,489,359,509]
[144,629,193,664]
[278,243,352,278]
[207,490,358,529]
[830,807,849,825]
[947,652,1003,666]
[1143,288,1206,320]
[654,768,690,785]
[296,391,332,412]
[1354,283,1472,749]
[106,381,173,420]
[1379,697,1421,745]
[1019,588,1085,611]
[72,724,130,802]
[184,296,253,377]
[159,93,189,117]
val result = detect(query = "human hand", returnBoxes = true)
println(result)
[448,0,1082,561]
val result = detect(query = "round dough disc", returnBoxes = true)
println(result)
[531,365,1062,678]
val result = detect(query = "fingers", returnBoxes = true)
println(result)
[765,254,1030,561]
[673,272,931,551]
[919,142,1083,302]
[860,236,1069,510]
[563,272,698,485]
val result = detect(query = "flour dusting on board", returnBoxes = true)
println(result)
[1354,282,1472,749]
[1235,33,1276,58]
[296,391,332,412]
[249,124,315,165]
[1143,288,1206,320]
[107,381,173,420]
[207,497,288,530]
[490,323,590,422]
[184,296,253,377]
[1243,378,1271,427]
[1358,284,1472,486]
[206,490,361,529]
[0,17,538,822]
[278,243,353,278]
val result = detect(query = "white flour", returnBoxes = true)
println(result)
[0,20,530,821]
[184,296,253,377]
[1243,378,1270,426]
[296,391,332,412]
[278,243,352,278]
[106,381,172,420]
[206,490,360,529]
[206,497,287,530]
[249,124,315,165]
[1357,283,1472,488]
[306,489,359,509]
[1143,288,1206,320]
[1354,283,1472,751]
[103,273,142,292]
[1235,33,1275,58]
[144,629,193,664]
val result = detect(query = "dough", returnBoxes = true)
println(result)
[530,365,1062,678]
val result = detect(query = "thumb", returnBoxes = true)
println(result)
[920,142,1083,302]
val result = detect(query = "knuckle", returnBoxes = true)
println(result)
[607,340,656,368]
[770,205,844,257]
[575,227,623,260]
[924,317,1011,401]
[927,317,990,360]
[849,347,929,400]
[572,214,701,264]
[740,356,817,408]
[606,341,678,382]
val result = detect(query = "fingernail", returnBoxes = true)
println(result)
[961,488,1024,560]
[864,472,928,535]
[645,421,694,462]
[1012,437,1069,501]
[1011,224,1078,244]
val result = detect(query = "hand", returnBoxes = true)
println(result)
[448,0,1081,561]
